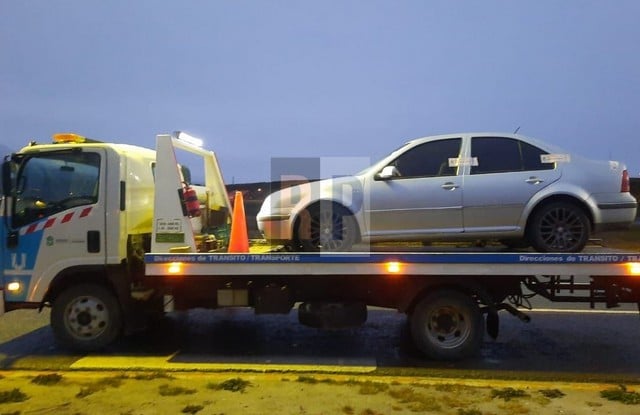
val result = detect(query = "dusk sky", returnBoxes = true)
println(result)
[1,1,639,183]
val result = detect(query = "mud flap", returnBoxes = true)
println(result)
[486,309,499,339]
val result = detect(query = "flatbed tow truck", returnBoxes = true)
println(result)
[1,132,639,360]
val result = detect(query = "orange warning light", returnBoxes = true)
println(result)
[52,133,87,144]
[385,261,402,274]
[627,262,640,276]
[167,262,182,275]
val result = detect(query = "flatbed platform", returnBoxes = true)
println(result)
[144,251,640,277]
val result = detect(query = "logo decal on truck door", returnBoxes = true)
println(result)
[10,253,26,271]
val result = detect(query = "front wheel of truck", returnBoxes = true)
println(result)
[51,283,122,351]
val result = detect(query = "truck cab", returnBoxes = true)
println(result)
[0,132,230,350]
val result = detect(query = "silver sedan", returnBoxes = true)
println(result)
[257,133,637,252]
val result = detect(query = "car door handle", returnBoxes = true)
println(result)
[525,177,544,185]
[441,182,459,190]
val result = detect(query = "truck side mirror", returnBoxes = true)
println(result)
[375,165,400,181]
[2,160,11,197]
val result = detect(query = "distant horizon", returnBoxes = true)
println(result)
[2,135,639,182]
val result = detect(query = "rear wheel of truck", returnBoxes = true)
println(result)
[410,289,483,360]
[51,283,122,351]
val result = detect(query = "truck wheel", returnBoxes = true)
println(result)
[51,284,122,351]
[410,289,483,360]
[297,203,357,252]
[528,201,589,252]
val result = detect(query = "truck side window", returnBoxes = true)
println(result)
[13,152,100,228]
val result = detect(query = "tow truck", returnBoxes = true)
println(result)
[1,132,639,360]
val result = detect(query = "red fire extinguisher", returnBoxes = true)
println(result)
[182,184,201,217]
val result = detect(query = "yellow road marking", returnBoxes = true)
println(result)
[70,353,377,373]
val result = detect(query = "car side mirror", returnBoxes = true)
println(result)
[375,165,400,181]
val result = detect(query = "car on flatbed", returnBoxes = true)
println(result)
[257,132,638,252]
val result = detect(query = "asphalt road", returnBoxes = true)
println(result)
[1,305,639,383]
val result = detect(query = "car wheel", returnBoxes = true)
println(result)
[296,203,357,252]
[528,201,590,252]
[410,289,483,360]
[51,283,122,351]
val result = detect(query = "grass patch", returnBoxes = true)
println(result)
[95,375,125,388]
[358,381,389,395]
[75,374,127,399]
[435,383,471,393]
[539,388,565,399]
[497,401,530,414]
[342,405,354,414]
[296,375,319,384]
[294,375,347,385]
[133,371,175,381]
[458,409,483,415]
[388,387,441,412]
[76,385,100,399]
[207,378,252,393]
[31,373,63,386]
[181,404,204,414]
[491,387,530,401]
[600,385,640,405]
[0,388,28,404]
[159,384,197,396]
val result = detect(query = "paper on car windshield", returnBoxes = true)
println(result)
[609,161,620,170]
[541,154,571,163]
[448,157,478,167]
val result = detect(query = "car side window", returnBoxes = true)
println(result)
[471,137,553,175]
[521,141,554,171]
[392,138,461,178]
[13,152,100,227]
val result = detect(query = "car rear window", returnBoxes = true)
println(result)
[471,137,553,174]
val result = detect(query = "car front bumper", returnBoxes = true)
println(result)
[256,214,294,241]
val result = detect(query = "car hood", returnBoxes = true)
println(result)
[265,175,365,214]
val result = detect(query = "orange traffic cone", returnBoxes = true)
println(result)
[228,191,249,253]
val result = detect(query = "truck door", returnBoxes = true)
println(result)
[2,149,106,306]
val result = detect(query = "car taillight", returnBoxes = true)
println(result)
[621,169,630,192]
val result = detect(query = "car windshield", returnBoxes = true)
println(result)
[355,141,414,175]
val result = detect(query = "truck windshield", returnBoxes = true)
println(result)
[13,152,100,228]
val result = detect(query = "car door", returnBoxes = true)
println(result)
[364,137,464,238]
[462,136,561,233]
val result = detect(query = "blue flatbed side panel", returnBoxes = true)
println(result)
[145,252,640,265]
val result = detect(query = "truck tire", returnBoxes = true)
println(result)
[410,289,483,360]
[297,202,357,252]
[51,283,122,351]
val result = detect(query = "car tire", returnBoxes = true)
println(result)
[528,201,590,253]
[410,289,483,360]
[51,283,122,351]
[296,202,357,252]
